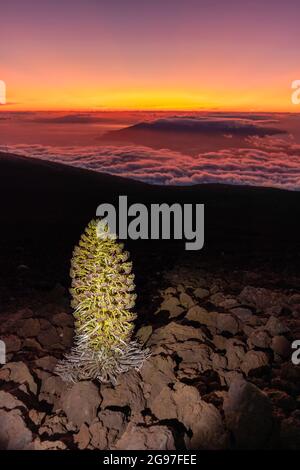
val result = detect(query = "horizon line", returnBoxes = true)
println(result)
[0,107,298,114]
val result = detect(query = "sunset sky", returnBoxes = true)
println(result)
[2,0,300,111]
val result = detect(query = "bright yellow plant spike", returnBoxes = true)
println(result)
[55,219,149,384]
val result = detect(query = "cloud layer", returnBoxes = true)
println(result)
[1,136,300,190]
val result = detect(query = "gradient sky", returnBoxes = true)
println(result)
[2,0,300,111]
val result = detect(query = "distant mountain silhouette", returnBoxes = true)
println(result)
[102,117,285,154]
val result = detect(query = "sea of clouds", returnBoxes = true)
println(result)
[1,135,300,190]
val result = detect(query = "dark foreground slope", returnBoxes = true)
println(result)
[1,151,300,289]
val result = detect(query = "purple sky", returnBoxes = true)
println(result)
[2,0,300,110]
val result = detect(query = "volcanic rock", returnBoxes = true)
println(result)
[2,335,21,353]
[248,329,271,349]
[193,287,210,299]
[158,296,184,318]
[135,325,152,344]
[0,409,32,450]
[141,355,176,405]
[59,381,101,427]
[150,383,227,449]
[101,370,145,414]
[28,438,67,450]
[39,375,65,406]
[271,336,290,358]
[231,307,253,323]
[186,305,218,328]
[241,350,269,375]
[89,421,108,449]
[52,312,73,327]
[224,379,273,449]
[74,423,90,450]
[18,318,40,338]
[226,339,246,370]
[265,316,290,336]
[238,286,286,312]
[0,391,27,410]
[217,313,240,335]
[148,322,206,349]
[179,292,194,308]
[37,324,61,349]
[114,423,176,450]
[0,362,37,395]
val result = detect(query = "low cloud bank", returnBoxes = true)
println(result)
[1,136,300,190]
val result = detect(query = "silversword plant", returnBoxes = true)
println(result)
[55,219,149,384]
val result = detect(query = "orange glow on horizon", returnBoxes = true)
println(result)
[1,85,296,112]
[3,1,300,114]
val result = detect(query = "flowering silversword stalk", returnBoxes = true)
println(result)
[55,219,150,384]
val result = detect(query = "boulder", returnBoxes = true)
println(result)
[210,293,226,307]
[74,423,90,450]
[217,314,239,335]
[193,287,210,300]
[52,312,73,327]
[0,409,33,450]
[248,330,271,349]
[39,375,65,406]
[59,381,101,427]
[39,414,73,436]
[177,342,212,373]
[18,318,40,338]
[99,409,127,435]
[238,286,286,312]
[265,389,296,412]
[0,391,27,410]
[226,339,246,370]
[56,326,74,348]
[141,355,176,405]
[179,292,195,309]
[37,325,61,348]
[271,336,290,358]
[2,335,21,353]
[211,352,227,370]
[212,335,228,351]
[27,438,67,450]
[101,370,145,414]
[158,296,184,318]
[34,355,58,372]
[231,307,253,323]
[186,306,218,328]
[0,362,37,394]
[150,383,228,449]
[218,298,239,310]
[148,322,206,348]
[135,325,152,345]
[114,423,176,450]
[223,379,273,449]
[28,409,46,426]
[89,421,108,449]
[265,316,289,336]
[241,350,269,375]
[99,409,127,447]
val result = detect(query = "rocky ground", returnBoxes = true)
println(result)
[1,262,300,450]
